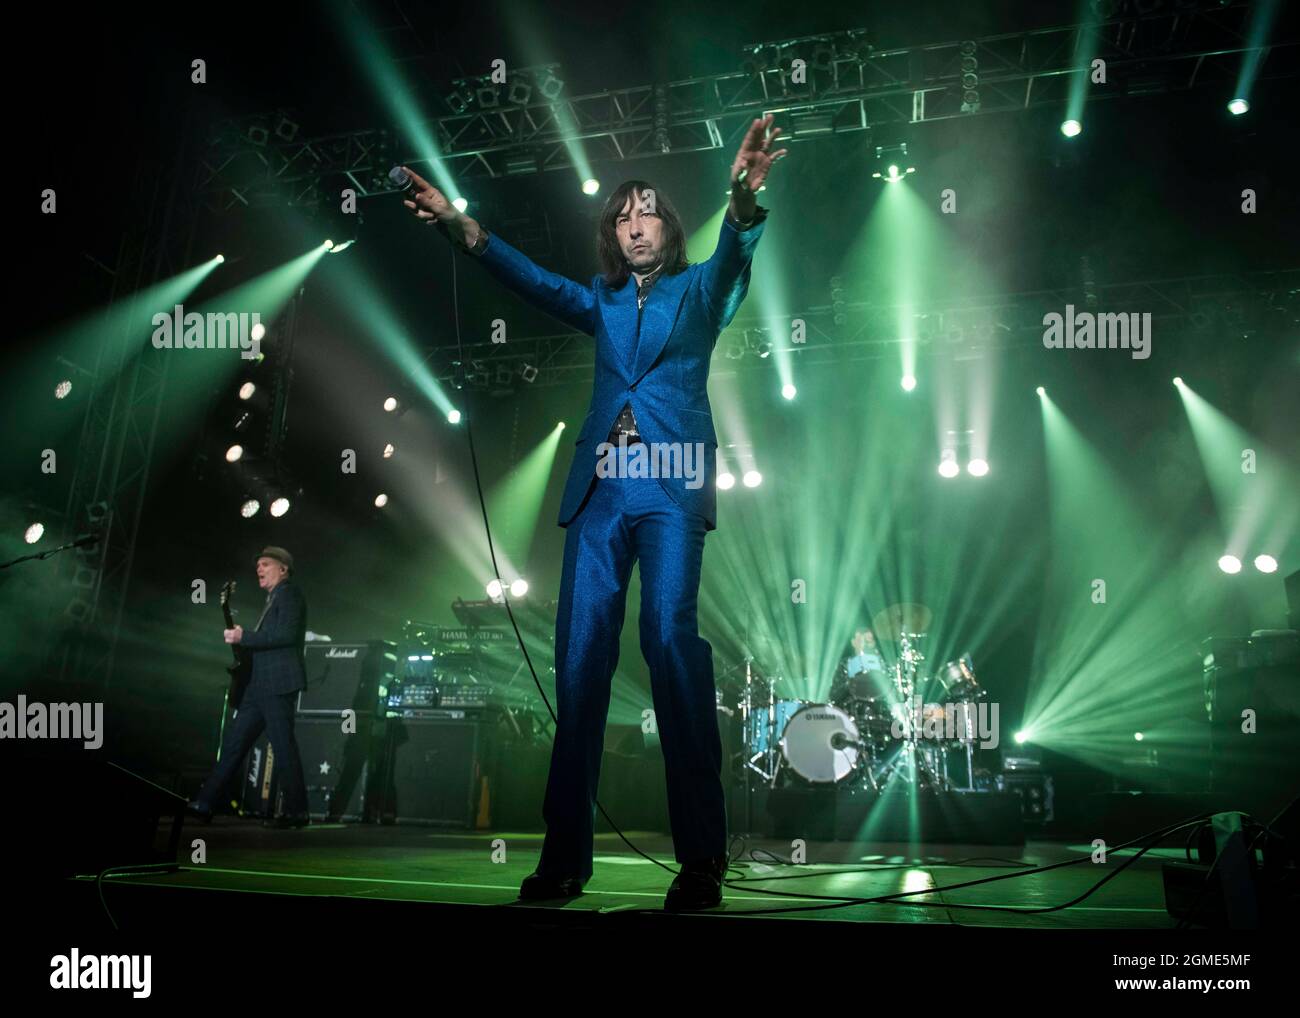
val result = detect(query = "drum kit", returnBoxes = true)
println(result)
[717,603,992,797]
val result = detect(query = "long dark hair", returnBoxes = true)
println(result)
[596,180,690,287]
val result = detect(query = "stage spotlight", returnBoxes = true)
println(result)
[781,383,797,400]
[582,178,600,195]
[24,522,44,544]
[382,443,395,458]
[374,493,389,508]
[269,497,290,518]
[225,444,244,463]
[238,382,256,400]
[967,458,989,477]
[452,197,469,214]
[538,71,564,100]
[901,374,917,392]
[557,421,566,430]
[215,254,225,264]
[54,380,72,399]
[1014,730,1029,745]
[321,239,334,250]
[510,578,529,598]
[717,472,736,490]
[872,164,915,184]
[486,579,503,599]
[448,409,462,424]
[1218,554,1242,574]
[1227,98,1249,116]
[1254,554,1278,574]
[1134,731,1144,742]
[938,451,959,478]
[1035,386,1045,396]
[250,322,266,342]
[1172,376,1183,387]
[742,470,763,488]
[1060,119,1082,137]
[240,499,260,518]
[328,239,356,254]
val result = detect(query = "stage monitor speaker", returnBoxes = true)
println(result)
[298,641,396,715]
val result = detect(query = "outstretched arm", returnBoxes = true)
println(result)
[401,167,597,337]
[700,115,786,331]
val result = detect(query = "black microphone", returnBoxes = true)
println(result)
[388,166,417,196]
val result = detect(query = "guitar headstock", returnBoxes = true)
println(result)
[220,580,236,605]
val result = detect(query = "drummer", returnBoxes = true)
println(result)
[846,627,886,679]
[831,626,893,704]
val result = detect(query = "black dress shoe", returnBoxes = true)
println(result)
[518,871,587,900]
[664,853,728,912]
[185,801,213,825]
[262,814,310,829]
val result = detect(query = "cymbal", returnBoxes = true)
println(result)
[872,603,933,641]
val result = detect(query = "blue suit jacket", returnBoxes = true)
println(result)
[474,210,767,530]
[239,578,307,697]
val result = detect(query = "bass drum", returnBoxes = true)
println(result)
[778,703,861,784]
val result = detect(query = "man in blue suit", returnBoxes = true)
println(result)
[187,546,311,829]
[403,115,786,910]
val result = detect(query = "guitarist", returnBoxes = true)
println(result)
[187,546,311,828]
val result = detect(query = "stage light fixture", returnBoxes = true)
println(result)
[1173,376,1183,387]
[225,444,244,463]
[1060,119,1082,137]
[383,396,399,412]
[215,254,225,264]
[374,493,389,508]
[742,470,763,488]
[1254,554,1278,574]
[781,383,797,400]
[269,497,290,518]
[328,239,355,254]
[452,197,469,214]
[24,523,44,544]
[901,374,917,392]
[1218,554,1242,574]
[55,380,72,399]
[448,409,462,424]
[538,71,564,100]
[582,178,600,195]
[1134,732,1144,742]
[250,322,266,342]
[1014,730,1030,744]
[510,579,529,598]
[240,499,260,518]
[967,458,989,477]
[1036,386,1045,396]
[872,164,914,184]
[521,364,539,383]
[938,451,959,478]
[1227,98,1249,116]
[717,472,735,490]
[383,443,395,459]
[238,382,256,400]
[486,579,503,599]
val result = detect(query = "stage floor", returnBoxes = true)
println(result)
[77,817,1178,930]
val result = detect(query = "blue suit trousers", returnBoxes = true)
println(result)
[538,473,726,880]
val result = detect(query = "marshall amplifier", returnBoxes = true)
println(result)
[239,734,278,817]
[296,715,383,821]
[298,641,396,715]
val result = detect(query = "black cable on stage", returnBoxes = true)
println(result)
[443,234,680,881]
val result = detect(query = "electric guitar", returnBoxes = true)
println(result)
[220,580,253,710]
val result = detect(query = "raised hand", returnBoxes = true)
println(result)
[400,166,456,225]
[730,114,788,194]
